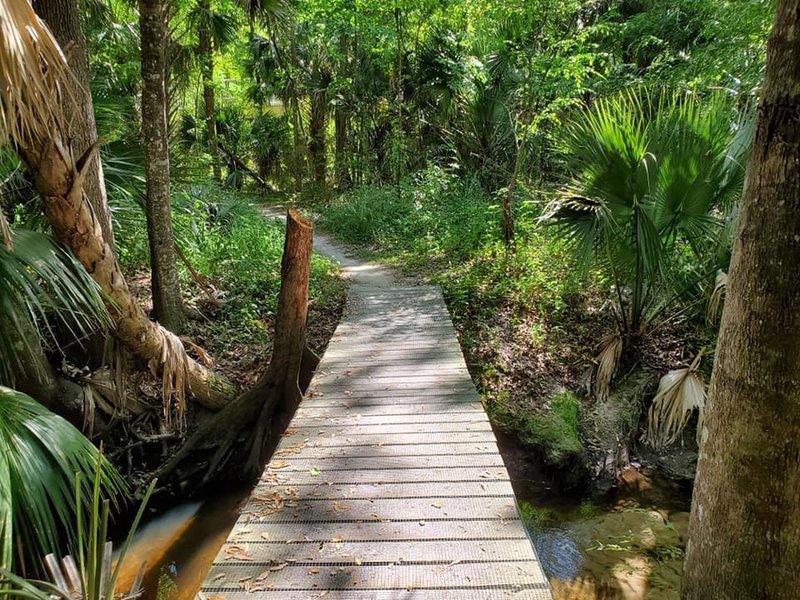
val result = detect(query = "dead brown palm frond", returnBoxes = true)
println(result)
[644,354,706,449]
[148,328,190,432]
[594,332,623,402]
[707,270,728,324]
[0,0,76,147]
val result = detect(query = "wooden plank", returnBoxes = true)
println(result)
[257,466,513,485]
[205,561,547,591]
[240,496,518,522]
[291,412,487,426]
[211,518,529,543]
[265,454,505,471]
[252,481,517,499]
[295,402,485,417]
[274,442,501,460]
[214,538,536,564]
[279,430,499,447]
[200,589,550,600]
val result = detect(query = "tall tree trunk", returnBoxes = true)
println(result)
[140,0,185,333]
[334,104,350,188]
[198,0,222,181]
[334,34,351,189]
[308,89,327,184]
[681,1,800,597]
[32,0,116,249]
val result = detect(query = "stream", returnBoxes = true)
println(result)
[118,431,691,600]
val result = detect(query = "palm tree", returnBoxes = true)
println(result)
[543,90,750,396]
[0,0,235,411]
[0,226,109,417]
[190,0,239,181]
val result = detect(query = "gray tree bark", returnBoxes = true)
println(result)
[32,0,116,249]
[681,1,800,597]
[139,0,185,333]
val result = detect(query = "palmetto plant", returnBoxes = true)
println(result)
[0,388,126,573]
[543,90,750,396]
[0,228,110,386]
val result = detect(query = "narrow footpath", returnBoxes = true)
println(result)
[199,209,552,599]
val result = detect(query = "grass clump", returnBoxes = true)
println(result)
[519,392,584,467]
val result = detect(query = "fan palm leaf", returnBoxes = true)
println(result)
[0,387,126,572]
[543,89,746,335]
[644,355,706,448]
[0,230,110,386]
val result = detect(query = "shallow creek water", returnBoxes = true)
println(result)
[117,432,691,600]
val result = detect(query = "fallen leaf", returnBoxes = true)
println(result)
[431,502,442,509]
[355,558,363,566]
[310,467,321,476]
[309,568,320,574]
[332,502,349,511]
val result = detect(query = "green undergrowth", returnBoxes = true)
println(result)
[112,184,343,353]
[494,392,585,470]
[292,166,599,474]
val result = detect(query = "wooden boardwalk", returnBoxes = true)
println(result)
[201,277,552,598]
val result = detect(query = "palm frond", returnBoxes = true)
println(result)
[190,3,239,50]
[0,387,126,572]
[594,332,623,402]
[0,0,75,148]
[644,355,706,449]
[0,230,110,386]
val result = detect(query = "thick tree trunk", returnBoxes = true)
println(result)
[681,2,800,597]
[198,3,222,182]
[140,0,185,333]
[19,140,235,410]
[308,89,327,184]
[32,0,116,249]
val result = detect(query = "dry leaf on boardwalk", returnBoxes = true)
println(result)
[223,544,253,561]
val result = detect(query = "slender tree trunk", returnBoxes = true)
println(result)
[198,0,222,181]
[682,2,800,597]
[334,35,351,189]
[334,105,350,188]
[308,89,327,184]
[140,0,184,333]
[32,0,116,249]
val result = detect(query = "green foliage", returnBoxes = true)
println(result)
[249,114,290,179]
[0,387,126,572]
[0,230,110,386]
[544,90,750,335]
[518,392,584,466]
